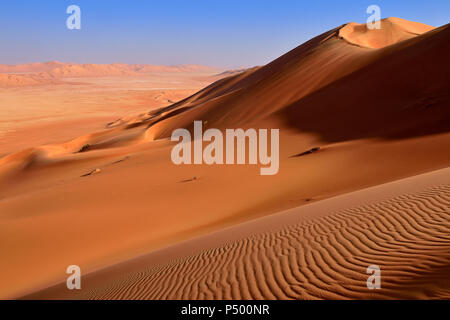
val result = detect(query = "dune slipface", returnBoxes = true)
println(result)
[0,18,449,300]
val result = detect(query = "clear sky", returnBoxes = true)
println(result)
[0,0,448,68]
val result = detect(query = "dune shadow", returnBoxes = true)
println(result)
[277,24,450,144]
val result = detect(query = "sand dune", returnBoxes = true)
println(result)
[41,64,216,78]
[339,17,435,48]
[0,61,65,73]
[26,168,450,299]
[1,18,449,299]
[0,73,63,88]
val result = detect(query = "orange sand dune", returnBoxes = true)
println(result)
[26,168,450,300]
[0,18,449,299]
[42,63,216,78]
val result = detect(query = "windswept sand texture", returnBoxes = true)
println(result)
[0,61,216,87]
[0,18,449,299]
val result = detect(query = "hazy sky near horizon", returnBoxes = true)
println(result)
[0,0,448,68]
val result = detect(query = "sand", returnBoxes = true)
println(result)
[0,18,449,299]
[0,71,219,155]
[26,168,450,299]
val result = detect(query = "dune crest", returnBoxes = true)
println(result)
[0,73,63,88]
[339,17,435,48]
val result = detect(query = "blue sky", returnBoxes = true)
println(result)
[0,0,448,68]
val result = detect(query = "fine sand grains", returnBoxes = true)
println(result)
[60,181,450,300]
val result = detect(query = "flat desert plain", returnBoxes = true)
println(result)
[1,18,449,299]
[0,64,218,155]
